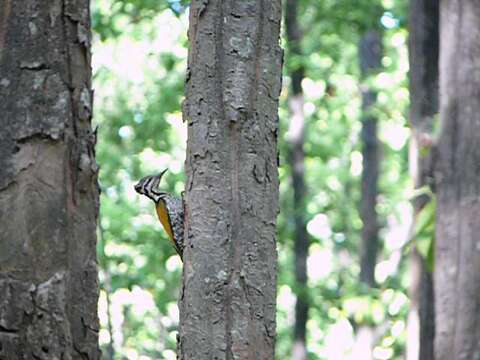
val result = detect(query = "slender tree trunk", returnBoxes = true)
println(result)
[0,1,100,359]
[99,217,116,360]
[406,251,435,360]
[354,30,382,360]
[285,1,309,359]
[434,1,480,359]
[359,30,382,288]
[179,1,283,359]
[406,0,438,359]
[104,280,115,360]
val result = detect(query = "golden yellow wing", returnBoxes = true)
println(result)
[155,200,175,242]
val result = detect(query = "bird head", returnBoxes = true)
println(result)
[134,169,168,203]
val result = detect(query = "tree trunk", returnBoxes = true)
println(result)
[285,1,309,359]
[406,251,435,360]
[359,30,382,288]
[434,1,480,359]
[406,0,438,359]
[179,1,282,359]
[99,218,116,360]
[0,1,99,359]
[354,30,382,360]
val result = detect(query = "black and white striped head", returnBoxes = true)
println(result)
[134,169,168,203]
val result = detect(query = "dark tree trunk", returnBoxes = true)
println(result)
[407,251,435,360]
[434,1,480,359]
[409,0,439,132]
[359,30,382,288]
[407,0,438,359]
[285,1,309,359]
[0,1,100,359]
[353,30,382,360]
[179,0,282,359]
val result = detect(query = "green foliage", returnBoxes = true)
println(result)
[413,197,436,272]
[93,9,187,357]
[92,0,188,40]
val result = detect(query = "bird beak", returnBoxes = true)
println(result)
[153,169,168,190]
[134,182,142,193]
[158,169,168,180]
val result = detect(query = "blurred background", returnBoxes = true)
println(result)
[92,0,427,359]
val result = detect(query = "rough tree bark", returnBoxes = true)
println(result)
[285,1,309,359]
[406,0,438,359]
[359,30,382,288]
[0,1,100,359]
[434,1,480,359]
[179,0,282,359]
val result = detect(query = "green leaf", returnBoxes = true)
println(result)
[413,199,436,270]
[426,236,435,273]
[413,199,436,239]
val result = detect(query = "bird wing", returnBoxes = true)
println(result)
[155,200,175,242]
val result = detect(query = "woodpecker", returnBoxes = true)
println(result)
[134,170,184,260]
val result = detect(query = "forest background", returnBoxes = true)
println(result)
[92,0,424,359]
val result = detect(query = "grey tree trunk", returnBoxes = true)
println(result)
[0,1,100,359]
[285,1,309,359]
[359,30,382,288]
[353,30,382,360]
[179,0,282,359]
[406,0,438,359]
[434,1,480,359]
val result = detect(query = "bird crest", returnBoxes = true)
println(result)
[134,169,168,203]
